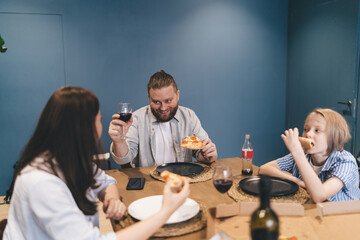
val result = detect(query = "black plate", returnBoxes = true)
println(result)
[239,176,299,197]
[156,162,204,177]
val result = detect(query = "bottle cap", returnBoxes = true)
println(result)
[245,134,250,139]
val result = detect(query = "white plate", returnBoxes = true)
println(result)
[128,195,200,224]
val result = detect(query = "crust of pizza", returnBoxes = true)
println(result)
[279,236,298,240]
[298,137,314,150]
[160,170,183,192]
[181,134,204,150]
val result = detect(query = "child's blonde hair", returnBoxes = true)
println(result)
[307,108,351,155]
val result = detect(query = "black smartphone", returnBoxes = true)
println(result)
[126,178,145,190]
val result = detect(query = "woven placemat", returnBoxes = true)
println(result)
[150,162,213,183]
[116,202,207,238]
[227,181,310,204]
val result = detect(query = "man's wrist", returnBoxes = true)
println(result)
[195,150,202,161]
[112,141,126,158]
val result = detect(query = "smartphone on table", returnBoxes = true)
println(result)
[126,178,145,190]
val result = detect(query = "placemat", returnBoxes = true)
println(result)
[227,181,310,204]
[150,162,213,183]
[116,202,207,238]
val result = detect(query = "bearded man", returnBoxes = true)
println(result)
[108,70,217,167]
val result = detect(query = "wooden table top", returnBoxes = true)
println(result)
[106,157,250,239]
[106,157,360,240]
[208,202,360,240]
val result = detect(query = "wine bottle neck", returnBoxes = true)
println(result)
[260,194,270,208]
[259,176,271,208]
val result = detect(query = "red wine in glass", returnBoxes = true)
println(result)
[213,179,233,193]
[212,166,233,193]
[117,103,132,139]
[118,112,132,122]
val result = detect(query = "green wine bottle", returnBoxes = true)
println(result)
[250,176,279,240]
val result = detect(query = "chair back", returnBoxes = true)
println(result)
[94,153,111,170]
[0,218,7,240]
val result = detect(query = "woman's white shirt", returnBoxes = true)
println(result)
[3,157,117,240]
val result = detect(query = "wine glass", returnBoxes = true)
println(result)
[117,103,132,139]
[212,166,233,193]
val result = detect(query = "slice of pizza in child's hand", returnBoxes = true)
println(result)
[298,137,314,150]
[160,170,185,193]
[181,134,205,150]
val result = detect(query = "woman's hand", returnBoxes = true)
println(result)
[161,178,190,215]
[114,178,190,240]
[103,197,126,220]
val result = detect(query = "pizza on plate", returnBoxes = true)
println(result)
[181,134,204,150]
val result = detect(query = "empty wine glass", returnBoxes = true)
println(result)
[117,103,132,139]
[213,166,233,193]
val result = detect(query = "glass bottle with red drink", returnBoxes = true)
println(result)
[242,134,253,175]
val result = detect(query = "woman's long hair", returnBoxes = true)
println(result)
[14,86,102,215]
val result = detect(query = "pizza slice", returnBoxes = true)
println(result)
[160,170,184,193]
[181,134,204,150]
[279,236,298,240]
[298,137,314,150]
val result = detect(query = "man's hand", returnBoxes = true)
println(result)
[108,114,133,144]
[198,138,217,163]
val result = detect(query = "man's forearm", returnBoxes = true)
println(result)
[113,140,129,158]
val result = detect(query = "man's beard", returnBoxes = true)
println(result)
[151,105,178,122]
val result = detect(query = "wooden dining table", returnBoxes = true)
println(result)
[106,157,360,240]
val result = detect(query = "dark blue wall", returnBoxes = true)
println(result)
[287,0,359,154]
[0,0,288,194]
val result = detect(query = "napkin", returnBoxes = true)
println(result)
[209,230,234,240]
[216,202,304,218]
[317,200,360,217]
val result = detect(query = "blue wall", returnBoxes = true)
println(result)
[287,0,359,153]
[0,0,288,194]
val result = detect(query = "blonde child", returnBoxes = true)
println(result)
[259,108,360,202]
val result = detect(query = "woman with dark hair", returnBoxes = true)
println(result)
[3,86,189,240]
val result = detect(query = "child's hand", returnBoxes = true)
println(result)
[281,128,303,154]
[296,179,306,188]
